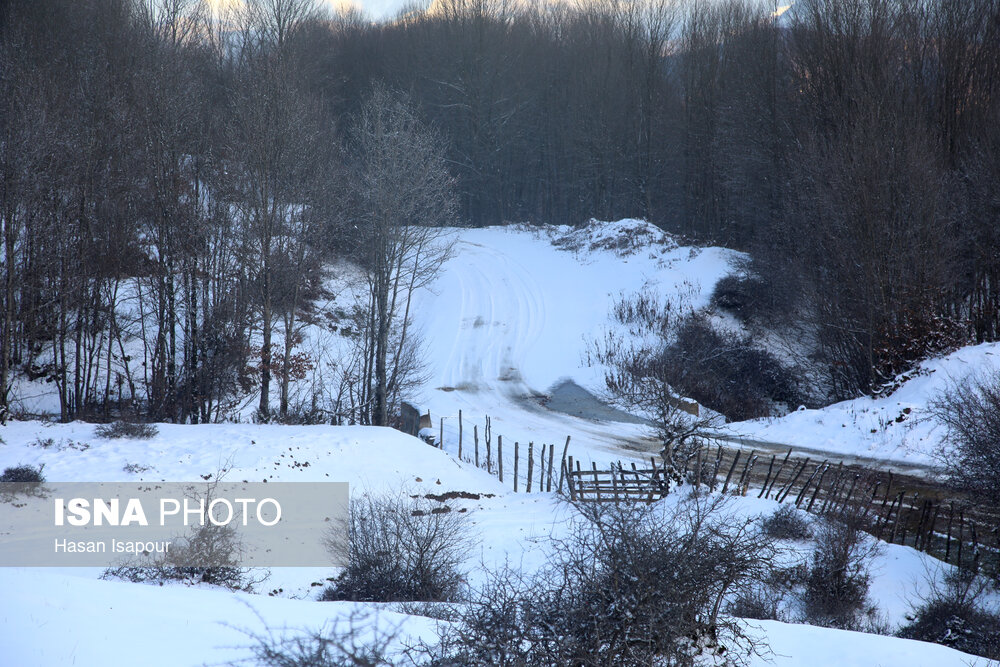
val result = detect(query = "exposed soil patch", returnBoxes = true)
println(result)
[539,379,648,424]
[419,490,496,502]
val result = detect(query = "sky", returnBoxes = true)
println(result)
[204,0,425,21]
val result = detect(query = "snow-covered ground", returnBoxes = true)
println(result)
[0,420,992,665]
[728,343,1000,468]
[3,219,998,665]
[408,220,737,465]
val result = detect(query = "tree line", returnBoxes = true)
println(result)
[0,0,998,423]
[0,0,455,424]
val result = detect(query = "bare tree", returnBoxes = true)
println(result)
[226,0,332,420]
[347,85,457,426]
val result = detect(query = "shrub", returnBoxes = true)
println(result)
[432,496,778,666]
[931,371,1000,510]
[663,316,801,421]
[711,273,773,322]
[239,611,398,667]
[726,583,786,621]
[802,515,881,629]
[762,505,813,540]
[0,464,45,483]
[897,568,1000,660]
[102,480,264,592]
[95,421,158,439]
[321,492,472,603]
[102,520,263,591]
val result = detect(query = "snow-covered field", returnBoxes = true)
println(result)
[3,220,998,665]
[0,420,991,665]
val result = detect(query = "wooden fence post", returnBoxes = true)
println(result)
[736,450,757,495]
[646,458,660,503]
[777,458,809,503]
[722,451,741,495]
[806,464,829,513]
[795,460,826,508]
[498,435,503,483]
[694,447,704,489]
[567,455,575,498]
[926,504,940,554]
[820,463,844,514]
[759,455,776,499]
[958,510,965,567]
[539,444,546,491]
[565,460,576,501]
[890,492,906,544]
[711,445,723,492]
[485,416,492,473]
[945,503,954,563]
[527,442,534,492]
[914,500,930,551]
[458,410,463,461]
[439,417,444,449]
[474,425,480,468]
[514,442,519,492]
[558,436,571,493]
[766,450,793,499]
[835,472,858,513]
[547,444,555,492]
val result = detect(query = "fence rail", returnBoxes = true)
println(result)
[402,408,999,573]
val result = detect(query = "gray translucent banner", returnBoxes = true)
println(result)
[0,482,349,567]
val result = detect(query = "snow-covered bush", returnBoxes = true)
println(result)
[932,370,1000,511]
[95,421,158,440]
[726,583,786,622]
[0,463,45,483]
[898,568,1000,660]
[432,496,778,666]
[761,505,813,541]
[102,478,263,592]
[802,513,881,629]
[666,316,801,421]
[101,519,263,592]
[241,611,397,666]
[711,272,776,323]
[321,492,472,603]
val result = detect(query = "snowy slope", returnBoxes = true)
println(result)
[728,343,1000,467]
[0,420,994,666]
[407,220,737,464]
[3,220,1000,665]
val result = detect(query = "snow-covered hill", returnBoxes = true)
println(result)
[0,419,992,666]
[3,219,999,665]
[729,342,1000,467]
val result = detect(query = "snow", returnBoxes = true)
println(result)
[750,619,995,667]
[3,219,997,665]
[728,343,1000,468]
[408,221,737,466]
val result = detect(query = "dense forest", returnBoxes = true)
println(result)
[0,0,998,423]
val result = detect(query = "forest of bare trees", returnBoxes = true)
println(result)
[0,0,997,422]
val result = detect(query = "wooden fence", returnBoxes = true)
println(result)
[413,409,999,573]
[425,409,573,495]
[674,442,1000,573]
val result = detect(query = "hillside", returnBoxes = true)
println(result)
[2,222,998,665]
